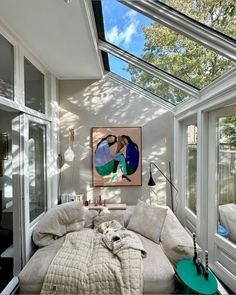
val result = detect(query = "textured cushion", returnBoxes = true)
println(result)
[84,209,99,228]
[127,200,168,243]
[219,203,236,243]
[93,212,124,228]
[136,233,175,294]
[33,202,84,247]
[100,206,136,228]
[161,208,195,266]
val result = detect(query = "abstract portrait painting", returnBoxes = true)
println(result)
[92,127,142,186]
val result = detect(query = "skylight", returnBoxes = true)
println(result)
[92,0,236,106]
[107,53,192,105]
[157,0,236,41]
[101,0,234,90]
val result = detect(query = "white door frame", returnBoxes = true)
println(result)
[14,113,51,265]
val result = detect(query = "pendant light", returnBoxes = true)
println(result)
[64,128,75,162]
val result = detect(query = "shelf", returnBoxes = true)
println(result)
[1,244,13,258]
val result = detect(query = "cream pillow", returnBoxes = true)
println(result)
[127,200,168,244]
[93,212,124,228]
[33,202,85,247]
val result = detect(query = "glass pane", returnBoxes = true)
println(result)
[0,111,14,291]
[186,124,197,214]
[217,115,236,244]
[24,58,45,113]
[108,53,191,105]
[101,0,235,89]
[0,34,14,100]
[158,0,236,40]
[29,122,46,222]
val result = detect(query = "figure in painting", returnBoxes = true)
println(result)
[95,133,139,183]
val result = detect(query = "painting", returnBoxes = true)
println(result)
[92,127,142,187]
[0,133,8,160]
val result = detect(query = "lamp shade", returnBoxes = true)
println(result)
[148,173,156,186]
[64,146,75,162]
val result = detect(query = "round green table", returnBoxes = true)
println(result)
[176,259,218,294]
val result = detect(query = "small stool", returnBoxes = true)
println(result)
[176,259,217,294]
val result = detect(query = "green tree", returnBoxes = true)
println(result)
[221,116,236,147]
[126,0,236,104]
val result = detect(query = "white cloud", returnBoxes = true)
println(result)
[106,9,139,47]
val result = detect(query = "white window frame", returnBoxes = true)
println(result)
[208,105,236,293]
[0,19,59,293]
[176,115,198,233]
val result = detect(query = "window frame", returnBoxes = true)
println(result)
[208,105,236,292]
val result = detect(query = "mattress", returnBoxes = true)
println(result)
[18,229,175,294]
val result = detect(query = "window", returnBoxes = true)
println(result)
[217,115,236,244]
[29,122,47,222]
[157,0,236,40]
[186,124,197,214]
[108,53,191,105]
[100,0,234,90]
[24,58,45,113]
[0,33,14,100]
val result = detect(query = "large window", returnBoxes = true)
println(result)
[186,124,197,214]
[0,34,14,100]
[217,115,236,244]
[24,58,45,113]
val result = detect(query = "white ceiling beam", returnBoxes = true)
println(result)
[118,0,236,63]
[99,40,199,98]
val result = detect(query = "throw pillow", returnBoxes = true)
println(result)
[127,200,168,244]
[33,201,85,247]
[93,212,124,228]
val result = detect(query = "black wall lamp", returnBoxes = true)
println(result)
[148,161,178,211]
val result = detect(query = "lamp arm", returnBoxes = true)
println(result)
[150,162,178,192]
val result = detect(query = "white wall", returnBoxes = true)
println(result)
[59,75,174,206]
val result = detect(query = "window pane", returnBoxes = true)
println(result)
[186,124,197,214]
[217,115,236,244]
[158,0,236,40]
[108,53,191,105]
[29,122,47,222]
[101,0,234,89]
[24,58,45,113]
[0,34,14,100]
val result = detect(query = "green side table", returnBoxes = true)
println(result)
[176,259,218,295]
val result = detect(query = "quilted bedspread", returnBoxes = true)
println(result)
[40,223,145,295]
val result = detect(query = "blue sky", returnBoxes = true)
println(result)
[101,0,152,79]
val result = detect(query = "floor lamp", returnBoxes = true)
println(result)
[148,161,178,211]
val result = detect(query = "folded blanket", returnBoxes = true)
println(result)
[98,220,147,257]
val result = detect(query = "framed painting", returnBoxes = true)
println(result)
[0,133,8,160]
[92,127,142,187]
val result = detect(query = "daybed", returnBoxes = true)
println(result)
[18,200,194,294]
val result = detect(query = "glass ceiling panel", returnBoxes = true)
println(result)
[101,0,235,89]
[157,0,236,40]
[107,53,192,105]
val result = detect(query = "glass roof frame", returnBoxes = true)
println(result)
[92,0,236,107]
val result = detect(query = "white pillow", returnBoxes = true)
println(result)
[127,200,168,244]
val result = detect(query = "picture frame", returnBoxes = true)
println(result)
[0,133,8,160]
[92,127,142,187]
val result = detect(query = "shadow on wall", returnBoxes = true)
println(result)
[59,74,174,206]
